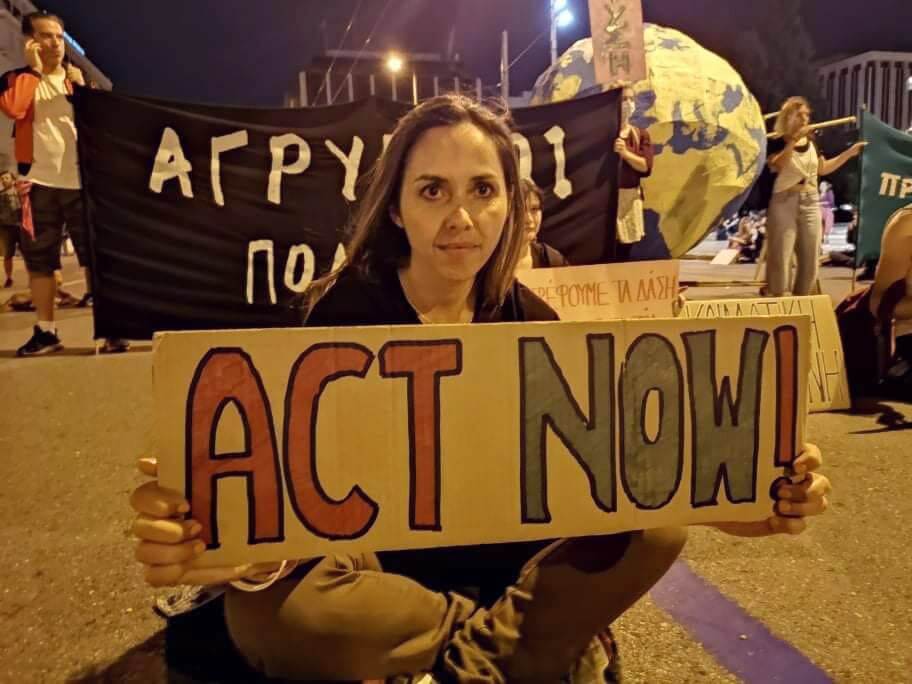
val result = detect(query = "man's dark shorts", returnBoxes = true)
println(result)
[0,223,19,258]
[19,185,87,275]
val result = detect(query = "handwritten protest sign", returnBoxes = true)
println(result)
[588,0,647,88]
[153,317,809,566]
[679,296,848,412]
[517,261,680,320]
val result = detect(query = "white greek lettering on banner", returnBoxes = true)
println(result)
[544,126,573,200]
[268,134,312,205]
[284,244,316,294]
[211,130,249,207]
[325,137,365,202]
[332,243,347,271]
[880,172,901,197]
[149,127,194,198]
[511,133,533,182]
[247,240,277,305]
[902,178,912,200]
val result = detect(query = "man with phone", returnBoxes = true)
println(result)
[0,10,128,355]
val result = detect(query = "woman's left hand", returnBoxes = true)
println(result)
[614,138,628,156]
[849,141,868,157]
[712,443,831,537]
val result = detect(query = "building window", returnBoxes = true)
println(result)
[895,63,905,128]
[865,62,875,111]
[838,69,848,117]
[827,73,836,117]
[851,65,860,117]
[908,63,912,129]
[882,62,891,119]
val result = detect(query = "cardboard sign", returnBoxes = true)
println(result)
[588,0,647,88]
[153,317,809,566]
[517,261,680,320]
[679,296,849,412]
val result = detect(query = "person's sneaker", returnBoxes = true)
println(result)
[77,292,93,308]
[99,337,130,354]
[857,266,877,281]
[3,277,11,288]
[16,326,63,357]
[153,585,225,619]
[56,292,80,307]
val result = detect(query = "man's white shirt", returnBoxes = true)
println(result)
[25,68,80,190]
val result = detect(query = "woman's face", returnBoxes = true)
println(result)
[524,193,542,245]
[393,122,510,285]
[621,88,636,120]
[788,105,812,133]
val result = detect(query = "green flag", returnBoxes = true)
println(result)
[858,111,912,263]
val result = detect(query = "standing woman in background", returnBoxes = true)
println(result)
[516,178,567,270]
[614,86,654,262]
[819,180,836,242]
[766,97,865,296]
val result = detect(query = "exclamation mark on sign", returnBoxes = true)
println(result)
[773,326,799,468]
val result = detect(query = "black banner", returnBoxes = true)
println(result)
[75,89,620,340]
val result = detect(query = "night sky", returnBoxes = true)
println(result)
[38,0,912,107]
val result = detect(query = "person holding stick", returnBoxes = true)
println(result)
[614,86,654,262]
[766,97,866,296]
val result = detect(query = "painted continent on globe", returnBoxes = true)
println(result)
[530,24,767,258]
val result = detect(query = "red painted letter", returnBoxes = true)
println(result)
[379,340,462,531]
[284,344,379,540]
[187,349,284,548]
[774,326,799,468]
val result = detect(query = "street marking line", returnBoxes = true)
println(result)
[650,560,832,683]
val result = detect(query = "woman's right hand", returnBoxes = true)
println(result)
[788,125,814,143]
[130,457,274,587]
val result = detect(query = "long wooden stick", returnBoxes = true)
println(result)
[810,115,857,131]
[764,111,781,120]
[767,115,857,139]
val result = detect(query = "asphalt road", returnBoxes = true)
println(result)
[2,255,910,683]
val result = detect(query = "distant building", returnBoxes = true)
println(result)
[0,0,112,169]
[285,49,486,107]
[818,51,912,131]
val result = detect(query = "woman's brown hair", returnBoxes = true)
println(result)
[309,94,527,315]
[521,178,544,207]
[774,96,811,139]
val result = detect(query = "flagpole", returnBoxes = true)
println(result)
[852,105,867,293]
[501,30,510,101]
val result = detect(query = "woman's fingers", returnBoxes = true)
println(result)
[144,564,187,588]
[791,443,822,475]
[129,481,190,518]
[135,539,205,566]
[768,515,807,535]
[777,472,832,503]
[137,457,158,478]
[777,496,828,518]
[144,563,241,588]
[179,565,255,587]
[132,516,202,544]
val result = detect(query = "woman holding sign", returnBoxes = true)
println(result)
[614,86,654,262]
[131,95,831,683]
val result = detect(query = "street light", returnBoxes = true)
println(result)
[550,0,574,65]
[386,54,404,74]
